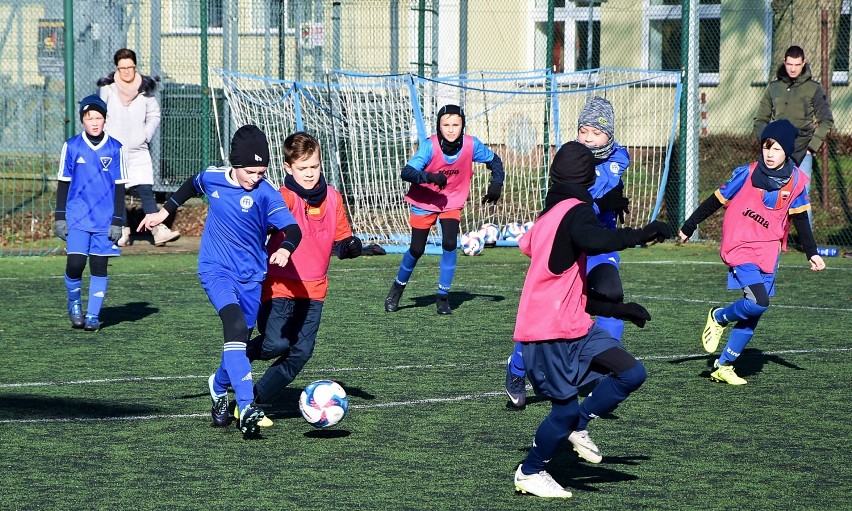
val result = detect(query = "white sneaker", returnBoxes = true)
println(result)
[514,465,572,498]
[568,429,602,463]
[117,226,131,247]
[152,224,181,246]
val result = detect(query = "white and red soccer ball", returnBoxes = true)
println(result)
[299,380,349,428]
[460,231,485,256]
[478,223,501,245]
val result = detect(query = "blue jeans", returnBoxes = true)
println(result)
[798,152,813,228]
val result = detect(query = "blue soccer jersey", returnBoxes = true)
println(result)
[194,166,297,281]
[57,134,128,231]
[716,163,810,214]
[588,143,630,230]
[406,134,496,170]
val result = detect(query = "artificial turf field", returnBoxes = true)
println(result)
[1,242,850,510]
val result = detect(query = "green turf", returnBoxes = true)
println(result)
[1,243,850,510]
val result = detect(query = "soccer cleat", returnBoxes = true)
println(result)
[710,361,747,385]
[435,294,452,315]
[152,224,181,246]
[234,406,274,427]
[68,300,84,329]
[384,281,405,312]
[514,465,572,498]
[238,403,266,436]
[702,308,726,353]
[505,357,527,408]
[208,374,229,427]
[83,315,100,332]
[568,429,603,463]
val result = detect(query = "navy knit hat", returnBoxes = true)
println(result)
[760,119,798,159]
[230,125,270,167]
[79,95,107,121]
[550,141,597,188]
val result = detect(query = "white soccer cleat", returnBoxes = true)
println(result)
[568,429,603,463]
[514,465,572,498]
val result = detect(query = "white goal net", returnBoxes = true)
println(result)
[217,68,681,249]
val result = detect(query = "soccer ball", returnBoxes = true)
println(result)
[502,222,525,241]
[460,231,485,256]
[478,223,501,245]
[299,380,349,428]
[522,221,534,233]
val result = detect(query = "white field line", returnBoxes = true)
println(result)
[0,346,849,425]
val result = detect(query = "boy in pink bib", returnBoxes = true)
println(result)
[679,119,825,385]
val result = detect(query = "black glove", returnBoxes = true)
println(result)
[594,186,630,224]
[337,235,362,260]
[109,225,123,243]
[482,182,503,204]
[54,220,68,241]
[426,172,447,189]
[611,302,652,328]
[638,220,673,244]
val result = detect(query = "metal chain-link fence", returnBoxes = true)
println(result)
[1,0,850,255]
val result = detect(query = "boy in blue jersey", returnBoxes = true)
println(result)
[384,104,504,315]
[55,95,128,332]
[138,125,302,436]
[678,119,825,385]
[505,97,648,464]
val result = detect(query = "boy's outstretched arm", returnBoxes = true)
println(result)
[678,193,724,242]
[790,211,825,271]
[400,164,447,189]
[481,154,505,204]
[138,176,198,232]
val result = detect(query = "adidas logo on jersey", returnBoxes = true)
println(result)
[76,156,86,164]
[211,191,220,199]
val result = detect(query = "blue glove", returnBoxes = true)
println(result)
[54,220,68,241]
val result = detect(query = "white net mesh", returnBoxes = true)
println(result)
[218,68,681,247]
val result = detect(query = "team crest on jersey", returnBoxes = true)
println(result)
[609,162,619,174]
[240,195,254,212]
[99,157,112,172]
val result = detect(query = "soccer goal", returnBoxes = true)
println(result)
[217,68,681,250]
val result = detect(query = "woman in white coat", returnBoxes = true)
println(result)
[98,48,180,246]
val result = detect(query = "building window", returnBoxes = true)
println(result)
[171,0,223,33]
[644,0,721,85]
[834,0,851,84]
[532,1,600,73]
[248,0,297,34]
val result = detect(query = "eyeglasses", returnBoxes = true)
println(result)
[117,65,136,71]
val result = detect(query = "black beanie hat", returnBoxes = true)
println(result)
[550,141,597,188]
[230,125,270,168]
[79,94,107,121]
[760,119,797,159]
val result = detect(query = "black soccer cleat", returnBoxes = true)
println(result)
[239,403,266,437]
[384,281,405,312]
[436,294,452,315]
[208,374,229,427]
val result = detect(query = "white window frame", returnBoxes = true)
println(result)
[169,0,224,35]
[529,1,601,73]
[246,0,297,36]
[642,0,721,85]
[834,0,851,84]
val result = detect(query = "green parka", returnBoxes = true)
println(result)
[753,63,834,165]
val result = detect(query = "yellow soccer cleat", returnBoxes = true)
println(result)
[234,406,274,427]
[710,362,747,385]
[702,308,726,353]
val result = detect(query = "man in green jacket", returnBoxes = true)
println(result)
[753,45,833,227]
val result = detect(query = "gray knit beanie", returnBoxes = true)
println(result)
[577,96,615,159]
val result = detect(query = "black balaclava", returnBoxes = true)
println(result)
[436,104,465,156]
